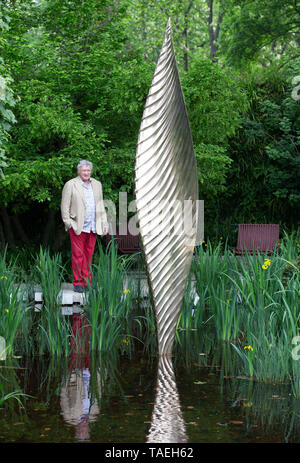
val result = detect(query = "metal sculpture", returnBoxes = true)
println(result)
[146,355,187,443]
[135,18,198,356]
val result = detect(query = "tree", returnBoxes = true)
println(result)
[0,0,153,248]
[220,0,300,68]
[182,57,249,198]
[217,62,300,232]
[0,0,17,178]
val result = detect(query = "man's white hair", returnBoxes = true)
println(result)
[77,160,93,171]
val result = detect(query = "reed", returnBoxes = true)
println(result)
[0,361,32,410]
[35,247,64,311]
[1,231,298,386]
[0,247,32,356]
[37,304,73,356]
[228,240,299,384]
[34,247,73,356]
[84,242,134,354]
[188,233,299,387]
[0,383,30,409]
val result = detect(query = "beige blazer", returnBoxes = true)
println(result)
[61,177,108,235]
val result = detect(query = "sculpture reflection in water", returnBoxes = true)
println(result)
[147,355,187,443]
[60,314,101,442]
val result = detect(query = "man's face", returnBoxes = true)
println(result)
[78,165,92,182]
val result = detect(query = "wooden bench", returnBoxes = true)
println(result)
[229,224,280,255]
[105,228,141,254]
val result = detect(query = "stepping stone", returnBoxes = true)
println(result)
[34,303,43,312]
[35,291,43,302]
[73,292,84,304]
[60,289,74,305]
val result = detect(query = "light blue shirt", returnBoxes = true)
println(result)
[80,177,96,233]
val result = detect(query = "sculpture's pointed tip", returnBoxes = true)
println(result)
[165,17,172,40]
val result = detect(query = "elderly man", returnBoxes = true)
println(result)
[61,160,109,292]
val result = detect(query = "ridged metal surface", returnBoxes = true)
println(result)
[135,18,198,355]
[146,356,187,443]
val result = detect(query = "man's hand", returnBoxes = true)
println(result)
[103,225,109,235]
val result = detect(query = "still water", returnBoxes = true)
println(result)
[0,349,299,443]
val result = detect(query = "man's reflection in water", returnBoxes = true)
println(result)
[147,355,188,443]
[60,314,100,442]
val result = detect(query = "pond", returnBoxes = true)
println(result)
[0,348,299,444]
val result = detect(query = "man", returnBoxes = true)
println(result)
[61,160,109,292]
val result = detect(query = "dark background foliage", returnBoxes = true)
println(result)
[0,0,299,254]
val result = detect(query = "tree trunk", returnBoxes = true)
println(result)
[183,0,194,72]
[207,0,224,62]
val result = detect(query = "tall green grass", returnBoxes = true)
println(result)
[84,242,136,354]
[0,247,33,356]
[189,233,299,391]
[0,230,298,389]
[35,247,73,356]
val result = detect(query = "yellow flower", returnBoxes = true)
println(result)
[262,264,268,270]
[242,401,253,407]
[122,338,130,345]
[226,299,231,304]
[220,237,223,240]
[0,276,7,280]
[244,345,253,352]
[123,289,130,294]
[5,309,9,313]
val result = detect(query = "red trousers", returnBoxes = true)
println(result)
[69,315,91,368]
[69,228,97,286]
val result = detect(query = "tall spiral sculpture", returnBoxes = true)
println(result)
[135,18,198,356]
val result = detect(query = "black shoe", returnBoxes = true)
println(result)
[73,285,83,293]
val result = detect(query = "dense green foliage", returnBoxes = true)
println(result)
[0,0,299,250]
[0,1,17,178]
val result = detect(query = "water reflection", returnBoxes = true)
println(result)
[60,366,100,441]
[147,355,187,443]
[224,376,300,442]
[60,314,99,442]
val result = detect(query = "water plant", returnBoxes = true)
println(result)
[0,247,32,356]
[0,382,30,409]
[188,233,299,388]
[0,361,32,410]
[37,304,73,357]
[33,247,73,356]
[84,242,135,354]
[35,247,64,311]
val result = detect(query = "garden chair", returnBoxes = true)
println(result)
[229,224,280,255]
